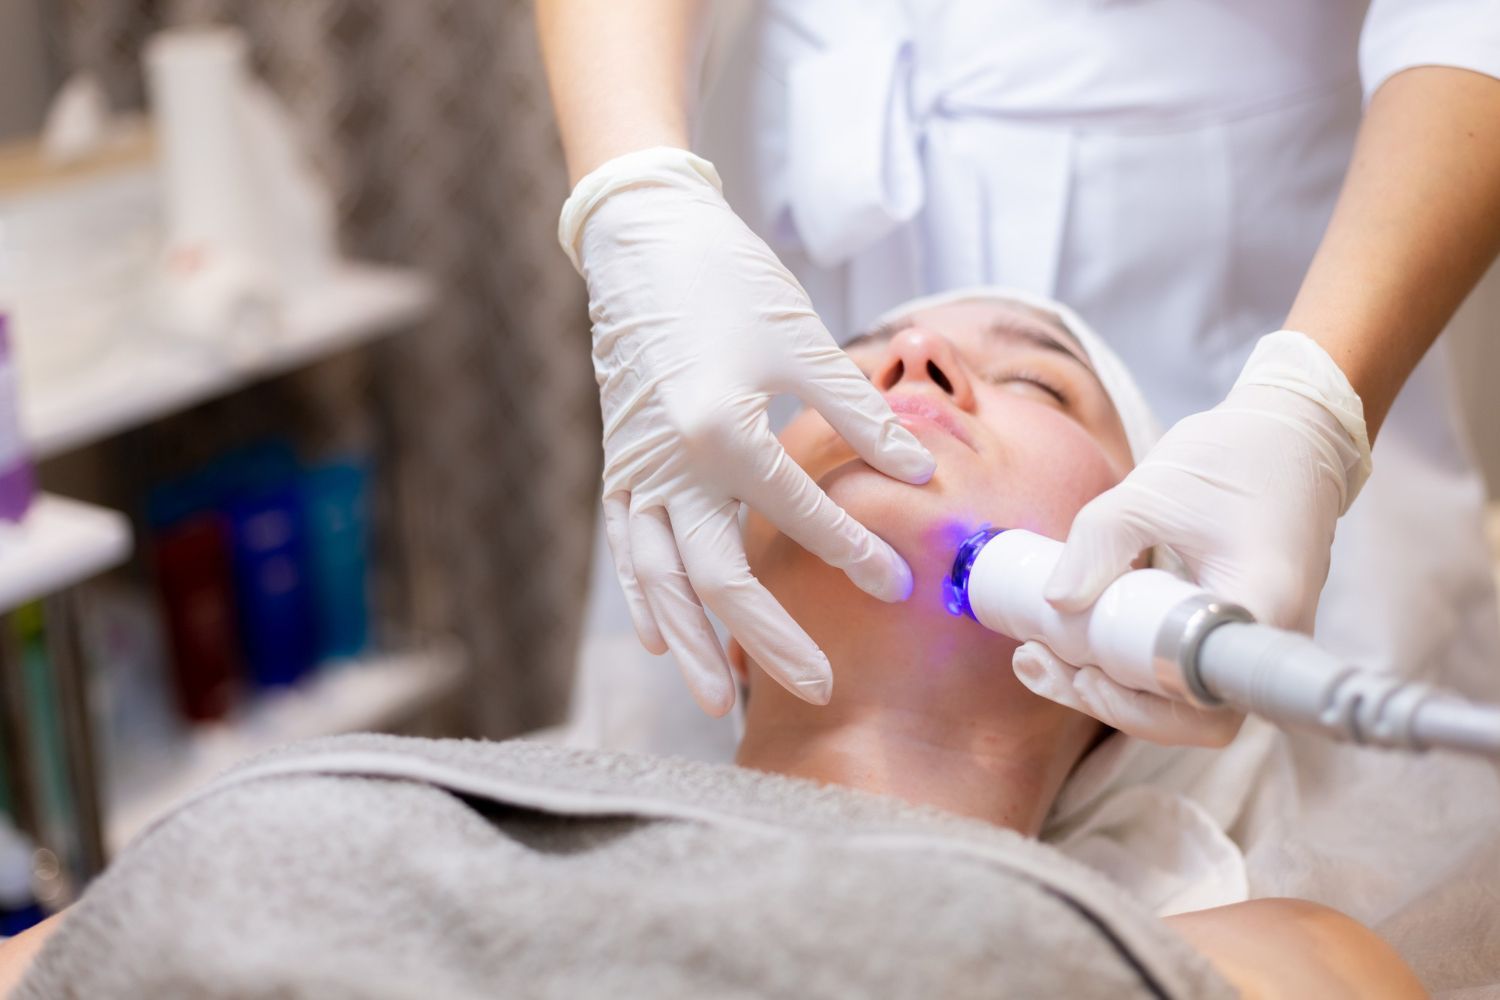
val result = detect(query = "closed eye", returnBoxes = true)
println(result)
[985,372,1068,406]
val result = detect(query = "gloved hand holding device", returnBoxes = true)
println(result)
[560,146,936,717]
[1017,330,1373,745]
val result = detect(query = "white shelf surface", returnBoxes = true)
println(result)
[23,263,434,460]
[106,643,467,854]
[0,494,132,613]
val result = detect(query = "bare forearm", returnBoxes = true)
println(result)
[1165,899,1426,999]
[535,0,705,184]
[0,912,62,997]
[1286,66,1500,439]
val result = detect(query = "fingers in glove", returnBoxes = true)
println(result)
[1013,642,1241,748]
[1071,667,1244,748]
[602,492,666,655]
[1044,485,1160,612]
[674,502,833,707]
[629,505,738,717]
[1012,641,1092,711]
[732,428,913,603]
[797,349,936,485]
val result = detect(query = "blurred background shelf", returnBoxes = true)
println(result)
[22,263,434,460]
[106,642,467,853]
[0,256,442,886]
[0,6,582,918]
[0,494,131,613]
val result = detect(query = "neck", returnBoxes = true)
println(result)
[733,577,1095,834]
[736,704,1073,834]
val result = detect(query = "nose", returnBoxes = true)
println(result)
[871,327,976,409]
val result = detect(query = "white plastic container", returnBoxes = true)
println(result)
[0,127,160,389]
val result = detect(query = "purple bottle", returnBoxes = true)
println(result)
[0,316,36,523]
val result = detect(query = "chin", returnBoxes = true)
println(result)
[820,461,950,547]
[816,460,1018,596]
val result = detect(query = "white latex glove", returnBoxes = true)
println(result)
[1013,641,1245,747]
[1019,330,1372,745]
[560,147,936,717]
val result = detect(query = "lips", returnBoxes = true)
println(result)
[885,393,974,451]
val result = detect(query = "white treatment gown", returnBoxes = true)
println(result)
[688,0,1500,945]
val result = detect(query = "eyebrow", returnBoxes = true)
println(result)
[985,320,1098,380]
[842,320,910,352]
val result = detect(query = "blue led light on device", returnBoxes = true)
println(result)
[944,525,1004,619]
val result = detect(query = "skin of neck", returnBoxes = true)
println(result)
[733,555,1101,836]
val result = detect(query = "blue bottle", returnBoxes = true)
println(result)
[216,443,317,688]
[301,458,372,661]
[0,818,43,936]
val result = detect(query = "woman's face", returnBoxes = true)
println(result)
[744,298,1134,625]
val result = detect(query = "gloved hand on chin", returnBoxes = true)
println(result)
[560,146,936,718]
[1015,330,1372,747]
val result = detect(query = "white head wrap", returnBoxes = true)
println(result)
[875,286,1273,917]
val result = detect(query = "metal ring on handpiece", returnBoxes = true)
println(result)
[1152,597,1255,705]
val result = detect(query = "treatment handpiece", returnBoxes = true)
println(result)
[945,527,1500,760]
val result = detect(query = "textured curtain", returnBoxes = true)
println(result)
[58,0,600,735]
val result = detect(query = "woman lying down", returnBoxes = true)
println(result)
[2,291,1425,999]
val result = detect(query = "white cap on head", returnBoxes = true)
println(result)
[871,286,1162,462]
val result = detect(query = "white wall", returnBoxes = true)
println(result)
[0,0,53,142]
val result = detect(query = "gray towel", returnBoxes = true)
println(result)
[18,735,1234,999]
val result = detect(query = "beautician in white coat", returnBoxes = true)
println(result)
[538,1,1500,746]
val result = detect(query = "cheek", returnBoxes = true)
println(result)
[971,421,1122,539]
[745,406,1123,605]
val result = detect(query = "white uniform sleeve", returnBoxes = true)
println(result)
[1360,0,1500,100]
